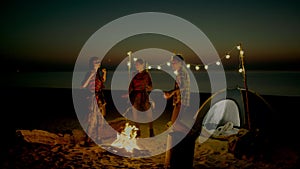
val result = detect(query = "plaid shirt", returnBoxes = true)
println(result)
[173,67,190,107]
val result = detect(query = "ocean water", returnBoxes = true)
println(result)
[5,70,300,96]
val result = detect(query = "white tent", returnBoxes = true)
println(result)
[190,87,274,139]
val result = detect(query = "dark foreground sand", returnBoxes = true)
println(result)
[1,126,299,169]
[1,88,300,168]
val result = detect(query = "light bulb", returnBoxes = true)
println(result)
[240,50,244,56]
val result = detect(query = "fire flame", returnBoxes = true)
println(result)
[111,122,140,153]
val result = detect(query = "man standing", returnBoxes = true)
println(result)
[164,54,190,132]
[164,54,194,169]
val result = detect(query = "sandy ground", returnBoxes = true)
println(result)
[1,116,299,169]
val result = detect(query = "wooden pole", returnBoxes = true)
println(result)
[127,51,132,83]
[164,134,172,168]
[239,44,251,130]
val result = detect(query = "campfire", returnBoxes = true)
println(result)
[111,122,140,153]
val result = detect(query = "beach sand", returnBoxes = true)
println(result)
[1,88,299,168]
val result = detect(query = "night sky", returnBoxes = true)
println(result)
[1,0,300,72]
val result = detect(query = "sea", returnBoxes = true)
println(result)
[5,70,300,96]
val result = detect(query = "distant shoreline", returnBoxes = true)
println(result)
[4,70,300,96]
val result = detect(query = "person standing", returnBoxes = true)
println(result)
[164,54,190,131]
[128,58,154,137]
[164,54,194,169]
[81,56,107,143]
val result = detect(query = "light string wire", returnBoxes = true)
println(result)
[126,43,246,73]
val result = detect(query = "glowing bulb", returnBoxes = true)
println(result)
[173,70,178,75]
[133,57,137,61]
[127,62,131,67]
[237,45,241,50]
[127,51,132,56]
[186,64,190,68]
[148,66,152,69]
[240,50,244,56]
[204,65,208,70]
[225,54,230,59]
[195,65,200,70]
[238,68,243,73]
[166,62,171,66]
[157,65,161,70]
[216,61,221,65]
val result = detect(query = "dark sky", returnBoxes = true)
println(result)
[1,0,300,72]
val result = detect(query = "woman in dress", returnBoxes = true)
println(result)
[81,56,107,143]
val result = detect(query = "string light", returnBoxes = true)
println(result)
[204,65,208,70]
[225,54,230,59]
[127,43,246,73]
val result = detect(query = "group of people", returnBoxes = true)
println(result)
[80,54,191,143]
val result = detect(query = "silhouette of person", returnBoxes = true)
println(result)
[164,54,190,131]
[81,56,107,143]
[128,58,154,137]
[164,54,193,169]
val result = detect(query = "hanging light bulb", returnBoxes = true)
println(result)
[204,65,208,70]
[148,66,152,69]
[173,70,178,75]
[157,65,161,70]
[133,57,137,62]
[195,65,200,70]
[240,50,244,56]
[216,61,221,65]
[237,45,241,50]
[238,68,243,73]
[127,61,131,67]
[166,62,171,66]
[186,64,190,68]
[225,54,230,59]
[127,51,132,56]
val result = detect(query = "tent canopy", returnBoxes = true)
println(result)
[190,87,274,139]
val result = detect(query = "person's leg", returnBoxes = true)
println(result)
[147,108,154,137]
[132,107,141,137]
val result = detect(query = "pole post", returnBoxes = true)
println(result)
[238,43,251,130]
[127,51,132,83]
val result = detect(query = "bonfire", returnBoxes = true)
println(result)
[111,122,140,153]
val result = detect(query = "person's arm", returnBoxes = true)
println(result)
[101,68,107,82]
[164,88,177,99]
[81,71,95,89]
